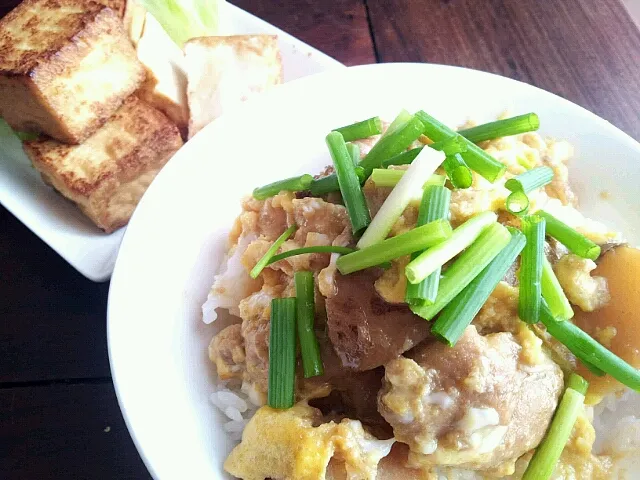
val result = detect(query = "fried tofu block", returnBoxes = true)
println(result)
[184,35,283,139]
[23,96,183,233]
[0,0,146,144]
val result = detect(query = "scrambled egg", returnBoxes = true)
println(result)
[554,254,611,312]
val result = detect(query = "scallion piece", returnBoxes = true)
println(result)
[346,142,361,166]
[540,302,640,391]
[380,137,465,169]
[308,168,365,196]
[522,373,587,480]
[505,166,554,193]
[381,148,422,168]
[370,169,445,188]
[250,225,297,279]
[15,131,40,141]
[358,146,446,249]
[253,174,314,200]
[380,109,412,139]
[326,132,371,235]
[541,257,574,320]
[406,186,451,306]
[537,211,601,260]
[294,272,323,378]
[431,227,526,345]
[406,211,498,284]
[443,153,473,189]
[411,223,511,321]
[505,191,530,215]
[415,110,507,182]
[358,115,426,176]
[336,219,452,275]
[459,113,540,144]
[268,298,297,409]
[519,215,545,323]
[333,116,383,142]
[267,246,354,265]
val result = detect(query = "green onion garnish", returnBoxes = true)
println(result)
[406,211,497,284]
[381,109,412,139]
[370,169,445,188]
[411,222,512,321]
[537,211,601,261]
[443,153,473,189]
[267,246,355,265]
[358,147,446,249]
[346,142,361,166]
[415,110,507,182]
[308,168,366,196]
[250,225,297,279]
[505,166,554,193]
[406,186,452,306]
[540,302,640,391]
[294,272,323,378]
[253,174,314,200]
[267,297,297,409]
[336,219,452,275]
[519,215,545,323]
[522,373,587,480]
[15,131,40,141]
[358,115,426,176]
[459,113,540,144]
[505,191,530,215]
[381,148,422,168]
[333,116,383,142]
[379,137,465,169]
[326,132,371,235]
[541,257,574,320]
[431,227,526,345]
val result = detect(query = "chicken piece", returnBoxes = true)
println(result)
[23,96,182,232]
[554,254,610,312]
[239,290,274,393]
[0,0,145,143]
[184,35,283,138]
[208,324,245,380]
[378,326,563,472]
[325,269,431,371]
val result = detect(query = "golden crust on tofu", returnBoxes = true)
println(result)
[184,35,283,139]
[23,96,182,233]
[0,0,145,144]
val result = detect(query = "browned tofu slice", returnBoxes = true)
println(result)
[0,0,146,144]
[23,96,183,233]
[184,35,283,139]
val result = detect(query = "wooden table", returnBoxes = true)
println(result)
[1,0,639,477]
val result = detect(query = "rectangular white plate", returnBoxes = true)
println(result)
[0,3,344,282]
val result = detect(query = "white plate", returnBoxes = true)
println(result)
[0,3,343,282]
[108,63,640,479]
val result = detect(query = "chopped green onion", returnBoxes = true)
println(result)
[522,373,587,480]
[406,186,452,306]
[333,116,383,142]
[459,113,540,144]
[370,169,445,188]
[358,115,426,176]
[336,219,452,275]
[505,166,554,193]
[380,109,412,139]
[308,168,365,196]
[411,222,512,321]
[253,174,314,200]
[415,110,507,182]
[519,215,545,323]
[267,246,354,265]
[432,227,526,345]
[379,137,465,169]
[268,297,297,409]
[541,257,574,320]
[537,211,601,260]
[567,374,589,395]
[250,225,297,279]
[346,142,361,166]
[294,272,324,378]
[406,211,497,284]
[15,131,40,141]
[443,153,473,189]
[358,146,445,249]
[326,132,371,235]
[505,191,530,215]
[540,302,640,391]
[381,148,422,168]
[517,154,537,170]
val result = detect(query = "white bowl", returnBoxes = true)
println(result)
[107,63,640,479]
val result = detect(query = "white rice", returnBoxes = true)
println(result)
[209,381,260,442]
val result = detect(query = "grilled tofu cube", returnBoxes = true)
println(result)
[0,0,146,144]
[184,35,283,139]
[23,96,183,233]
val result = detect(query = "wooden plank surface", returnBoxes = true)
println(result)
[366,0,640,141]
